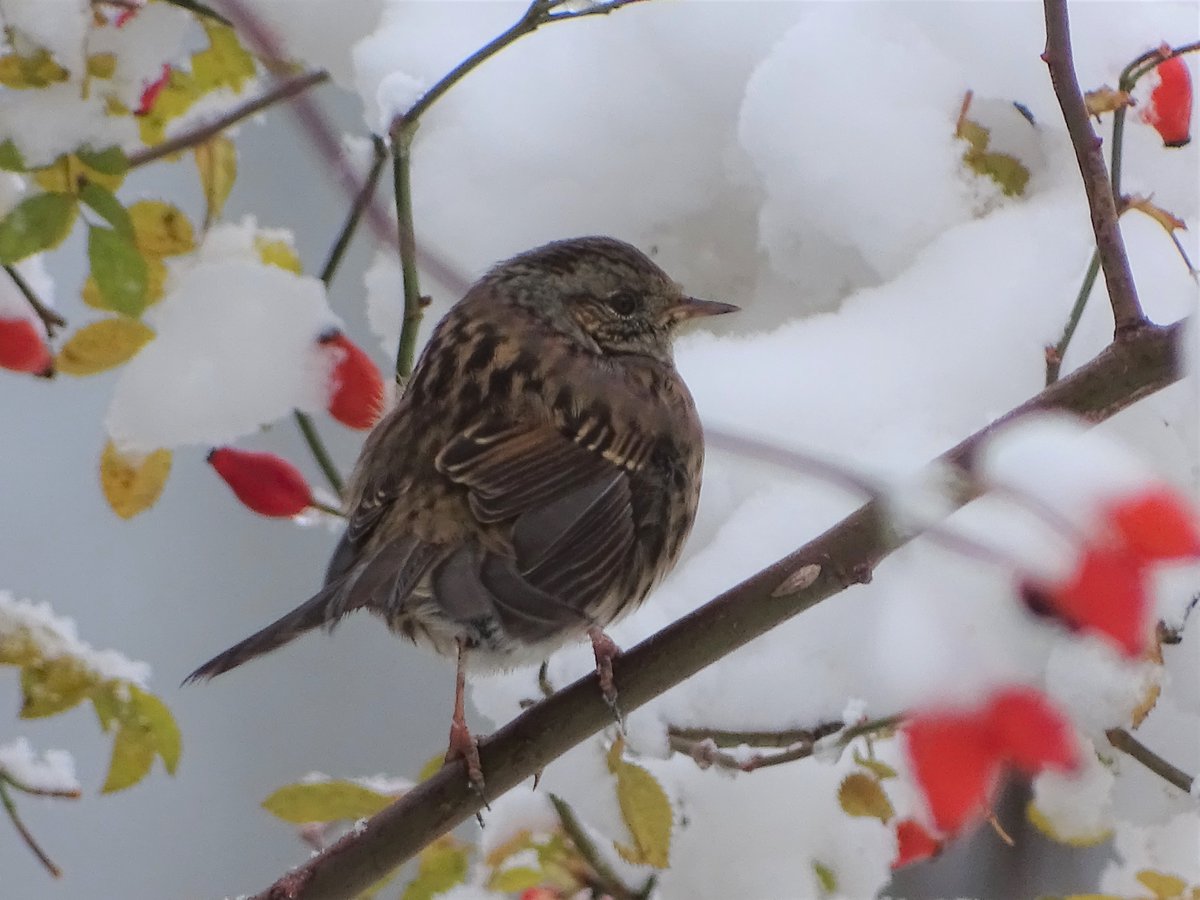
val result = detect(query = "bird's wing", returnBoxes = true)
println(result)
[433,420,639,641]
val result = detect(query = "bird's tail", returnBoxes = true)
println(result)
[183,580,348,683]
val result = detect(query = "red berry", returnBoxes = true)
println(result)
[319,330,384,430]
[207,447,313,517]
[903,711,1000,835]
[136,64,171,117]
[1144,54,1192,147]
[0,317,52,376]
[1107,488,1200,562]
[985,688,1078,775]
[892,818,942,868]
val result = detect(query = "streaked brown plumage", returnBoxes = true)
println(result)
[187,236,735,779]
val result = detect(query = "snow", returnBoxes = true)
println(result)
[106,218,342,452]
[0,590,151,686]
[1031,736,1117,844]
[0,736,79,795]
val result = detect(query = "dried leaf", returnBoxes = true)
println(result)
[607,738,672,868]
[100,441,172,519]
[1084,86,1133,116]
[261,780,395,824]
[1126,195,1187,234]
[0,192,77,264]
[57,318,154,376]
[194,136,237,228]
[837,771,895,821]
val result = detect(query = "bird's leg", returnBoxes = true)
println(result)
[446,640,485,795]
[588,626,624,724]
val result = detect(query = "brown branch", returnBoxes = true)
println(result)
[127,69,330,169]
[667,722,844,749]
[3,265,66,337]
[0,778,62,878]
[549,793,642,900]
[1042,0,1145,334]
[250,321,1185,900]
[1106,727,1195,795]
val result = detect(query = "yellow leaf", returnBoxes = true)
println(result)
[1026,801,1112,848]
[194,136,237,228]
[1137,870,1190,900]
[812,861,838,895]
[100,441,172,519]
[417,752,445,782]
[1131,637,1164,728]
[33,153,124,195]
[837,772,895,822]
[87,53,117,79]
[1126,195,1187,235]
[130,685,182,775]
[402,835,470,900]
[255,237,302,274]
[129,200,194,256]
[102,716,156,793]
[0,49,70,89]
[487,867,544,892]
[956,111,1030,198]
[138,69,201,147]
[57,318,154,376]
[20,657,94,718]
[191,21,257,94]
[607,738,672,869]
[262,780,396,824]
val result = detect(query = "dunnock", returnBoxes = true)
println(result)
[187,236,736,785]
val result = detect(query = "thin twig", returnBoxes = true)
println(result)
[549,793,640,900]
[1042,0,1145,335]
[0,778,62,878]
[667,722,843,749]
[386,0,652,379]
[1046,249,1101,385]
[127,69,331,170]
[293,410,344,498]
[3,265,66,337]
[1106,727,1195,794]
[247,318,1184,900]
[159,0,232,26]
[318,136,389,287]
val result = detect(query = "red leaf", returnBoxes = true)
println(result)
[319,330,384,430]
[892,818,942,868]
[1144,54,1192,147]
[0,317,52,376]
[903,713,1002,834]
[1044,548,1151,657]
[1108,488,1200,562]
[207,447,313,517]
[136,64,171,117]
[985,688,1079,775]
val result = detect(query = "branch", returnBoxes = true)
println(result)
[127,69,330,169]
[3,264,66,337]
[1042,0,1144,334]
[549,793,646,900]
[1106,727,1196,795]
[0,777,62,878]
[250,320,1185,900]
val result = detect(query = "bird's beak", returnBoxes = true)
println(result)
[670,297,740,321]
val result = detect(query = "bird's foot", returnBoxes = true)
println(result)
[446,717,487,799]
[589,626,624,726]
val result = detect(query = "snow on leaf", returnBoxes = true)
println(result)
[607,737,672,869]
[20,656,93,718]
[99,441,172,519]
[0,192,78,264]
[261,779,395,824]
[56,318,154,376]
[837,772,895,821]
[1026,801,1112,848]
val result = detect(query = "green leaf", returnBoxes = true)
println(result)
[19,657,94,718]
[607,738,672,869]
[103,717,156,793]
[80,182,133,238]
[100,685,183,792]
[0,192,77,264]
[401,836,470,900]
[812,861,838,895]
[487,867,544,892]
[76,145,129,177]
[262,780,395,824]
[88,226,149,316]
[132,686,181,774]
[0,139,25,171]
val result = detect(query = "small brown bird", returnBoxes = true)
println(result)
[187,236,736,784]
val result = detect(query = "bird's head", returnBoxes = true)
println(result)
[489,236,738,361]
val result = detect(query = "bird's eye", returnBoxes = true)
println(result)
[605,290,638,316]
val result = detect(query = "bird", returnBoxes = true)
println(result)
[186,236,737,787]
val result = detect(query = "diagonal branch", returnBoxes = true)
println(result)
[251,319,1185,900]
[1041,0,1145,334]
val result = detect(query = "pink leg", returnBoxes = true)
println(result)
[446,640,485,793]
[589,626,623,721]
